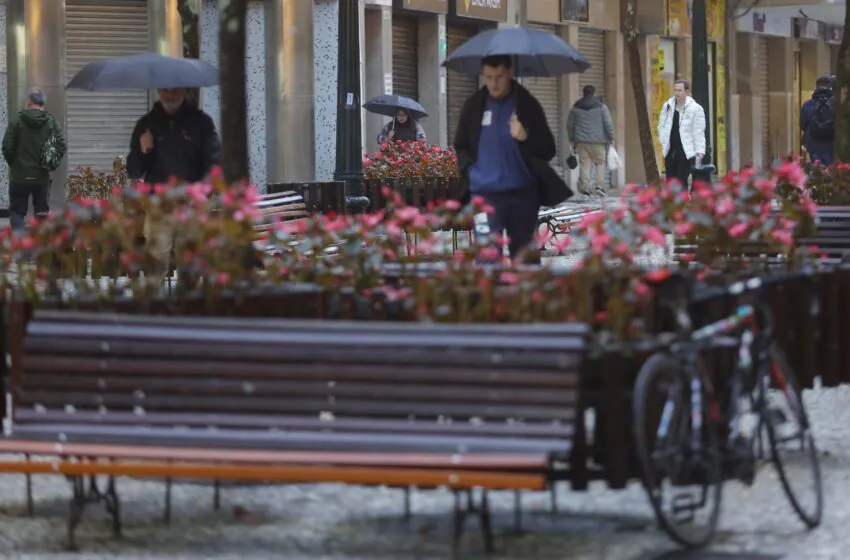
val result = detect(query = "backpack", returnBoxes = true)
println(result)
[40,124,63,172]
[808,96,836,142]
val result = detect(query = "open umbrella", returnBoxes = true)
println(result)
[67,53,219,91]
[442,27,590,77]
[363,95,428,120]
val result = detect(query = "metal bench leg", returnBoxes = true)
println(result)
[513,490,523,534]
[550,484,558,514]
[451,490,467,560]
[103,476,122,537]
[480,490,495,554]
[403,486,412,520]
[213,479,221,510]
[24,453,33,516]
[164,477,172,525]
[66,477,87,552]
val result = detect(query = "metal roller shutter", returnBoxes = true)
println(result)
[525,23,561,165]
[392,16,419,101]
[756,37,770,166]
[446,24,480,145]
[578,29,606,100]
[65,0,149,172]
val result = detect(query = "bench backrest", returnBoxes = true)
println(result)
[10,308,588,457]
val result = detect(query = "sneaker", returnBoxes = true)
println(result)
[594,187,607,198]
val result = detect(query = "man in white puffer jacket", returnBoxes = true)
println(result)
[657,80,706,188]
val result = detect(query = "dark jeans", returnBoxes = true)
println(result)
[9,181,49,231]
[481,187,539,259]
[665,150,693,188]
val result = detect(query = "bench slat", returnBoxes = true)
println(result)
[14,410,574,439]
[12,424,572,455]
[22,355,579,388]
[0,459,547,491]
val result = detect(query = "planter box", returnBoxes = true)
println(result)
[363,176,465,211]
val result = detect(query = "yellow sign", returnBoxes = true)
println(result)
[667,0,692,37]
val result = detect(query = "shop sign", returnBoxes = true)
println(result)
[397,0,448,13]
[736,10,792,37]
[794,18,824,41]
[563,0,589,23]
[454,0,507,22]
[827,25,843,45]
[667,0,692,37]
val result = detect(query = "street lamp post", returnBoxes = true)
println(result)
[334,0,370,213]
[691,0,714,180]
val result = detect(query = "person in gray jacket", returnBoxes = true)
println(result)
[567,85,615,197]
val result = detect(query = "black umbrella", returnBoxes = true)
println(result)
[442,27,590,77]
[66,53,219,91]
[363,95,428,120]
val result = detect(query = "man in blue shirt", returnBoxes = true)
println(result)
[454,55,557,261]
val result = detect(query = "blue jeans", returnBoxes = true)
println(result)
[809,151,833,166]
[479,187,539,259]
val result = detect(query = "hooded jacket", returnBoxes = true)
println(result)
[567,95,614,144]
[657,96,707,160]
[2,109,66,185]
[127,101,220,184]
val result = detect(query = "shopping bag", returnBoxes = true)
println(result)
[606,146,622,171]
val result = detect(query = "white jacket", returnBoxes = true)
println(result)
[657,96,706,160]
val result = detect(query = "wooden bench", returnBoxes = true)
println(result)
[798,206,850,263]
[5,306,589,554]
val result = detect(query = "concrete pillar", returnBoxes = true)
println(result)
[418,15,448,147]
[149,0,183,57]
[735,33,758,167]
[265,0,315,183]
[767,36,795,159]
[7,0,68,206]
[605,30,626,189]
[675,38,692,83]
[562,25,581,188]
[364,6,392,152]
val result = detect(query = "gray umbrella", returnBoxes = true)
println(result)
[442,27,589,77]
[66,53,219,91]
[363,95,428,120]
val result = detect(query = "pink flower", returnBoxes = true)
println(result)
[728,222,749,238]
[674,222,694,235]
[644,226,666,246]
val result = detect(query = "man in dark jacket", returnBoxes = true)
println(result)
[127,87,220,280]
[800,75,835,166]
[1,89,66,230]
[454,55,556,261]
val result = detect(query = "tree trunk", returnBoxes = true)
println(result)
[218,0,249,183]
[622,0,662,184]
[177,0,201,104]
[834,3,850,163]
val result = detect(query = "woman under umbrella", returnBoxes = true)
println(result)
[376,108,427,144]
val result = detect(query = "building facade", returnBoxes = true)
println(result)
[0,0,843,212]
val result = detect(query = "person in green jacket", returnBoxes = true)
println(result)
[1,89,66,230]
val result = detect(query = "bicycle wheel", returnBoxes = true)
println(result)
[633,352,724,548]
[761,342,823,528]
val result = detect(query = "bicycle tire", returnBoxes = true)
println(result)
[763,342,823,528]
[633,351,723,548]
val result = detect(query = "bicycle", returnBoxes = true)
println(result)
[632,269,823,548]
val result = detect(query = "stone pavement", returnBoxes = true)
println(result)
[0,385,846,559]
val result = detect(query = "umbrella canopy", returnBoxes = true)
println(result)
[442,27,590,77]
[363,95,428,120]
[66,53,219,91]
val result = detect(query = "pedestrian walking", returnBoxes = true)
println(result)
[657,80,707,187]
[800,75,835,166]
[1,88,66,231]
[453,55,557,262]
[126,87,220,280]
[567,84,615,198]
[376,109,427,144]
